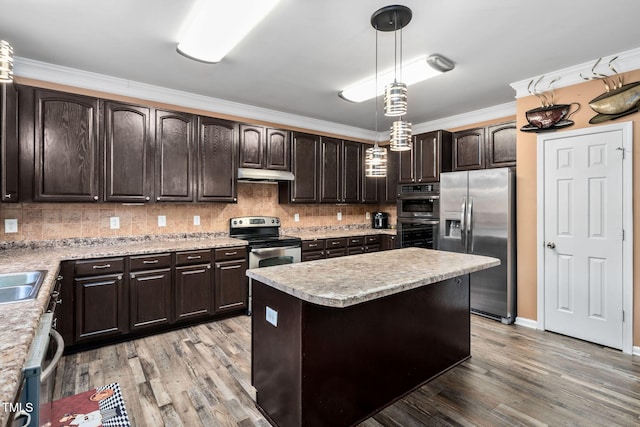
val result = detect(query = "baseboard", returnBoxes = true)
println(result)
[514,317,537,329]
[633,346,640,357]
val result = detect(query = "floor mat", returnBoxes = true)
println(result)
[44,383,130,427]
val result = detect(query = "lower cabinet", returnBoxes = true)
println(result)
[302,234,395,262]
[214,258,248,312]
[129,268,172,331]
[175,262,213,320]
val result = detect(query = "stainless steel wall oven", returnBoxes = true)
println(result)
[397,183,440,249]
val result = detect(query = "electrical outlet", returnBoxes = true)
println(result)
[266,306,278,327]
[4,219,18,234]
[158,215,167,227]
[365,212,371,220]
[193,215,200,226]
[109,216,120,229]
[294,213,300,222]
[337,212,342,221]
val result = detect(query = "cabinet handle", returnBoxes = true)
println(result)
[143,260,159,264]
[156,197,161,201]
[187,255,202,260]
[145,196,150,201]
[131,274,136,279]
[4,194,11,199]
[93,195,99,201]
[309,243,318,248]
[224,251,238,256]
[331,241,340,245]
[92,264,111,269]
[57,275,63,281]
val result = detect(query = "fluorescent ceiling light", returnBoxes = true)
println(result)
[177,0,280,63]
[340,55,453,103]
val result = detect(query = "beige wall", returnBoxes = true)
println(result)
[516,69,640,346]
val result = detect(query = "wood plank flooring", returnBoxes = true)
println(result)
[54,315,640,426]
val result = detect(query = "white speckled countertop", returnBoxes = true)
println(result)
[246,248,500,308]
[0,234,246,425]
[287,228,396,241]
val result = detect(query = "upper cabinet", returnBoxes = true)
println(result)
[239,124,290,171]
[103,101,154,203]
[197,117,237,202]
[318,138,361,203]
[32,89,100,202]
[399,130,453,183]
[452,121,516,171]
[1,83,19,202]
[485,121,517,168]
[280,132,320,203]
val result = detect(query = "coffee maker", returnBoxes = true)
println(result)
[372,212,389,229]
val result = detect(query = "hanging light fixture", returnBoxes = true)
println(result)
[365,19,387,178]
[390,118,412,151]
[0,40,14,83]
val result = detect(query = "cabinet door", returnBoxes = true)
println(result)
[104,101,153,202]
[382,234,397,250]
[74,273,127,342]
[415,132,438,183]
[265,128,290,171]
[453,128,485,171]
[1,83,18,202]
[239,124,264,169]
[486,121,516,168]
[175,263,212,320]
[214,259,248,313]
[381,150,399,203]
[155,109,195,202]
[286,132,319,203]
[398,142,415,183]
[319,137,341,203]
[342,140,361,203]
[34,89,100,202]
[197,117,237,202]
[129,268,172,331]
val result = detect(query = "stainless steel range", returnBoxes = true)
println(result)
[229,216,301,314]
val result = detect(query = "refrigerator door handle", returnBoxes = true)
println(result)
[461,197,467,250]
[467,197,474,252]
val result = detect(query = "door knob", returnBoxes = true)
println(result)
[546,242,556,249]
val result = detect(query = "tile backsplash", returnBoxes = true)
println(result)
[0,183,395,242]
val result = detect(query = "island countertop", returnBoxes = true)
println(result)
[246,247,500,308]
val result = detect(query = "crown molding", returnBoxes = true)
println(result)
[510,47,640,98]
[412,102,516,134]
[14,57,378,141]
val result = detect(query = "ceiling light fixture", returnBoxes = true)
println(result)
[177,0,280,64]
[365,23,387,178]
[0,40,14,83]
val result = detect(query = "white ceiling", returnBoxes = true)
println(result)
[3,0,640,134]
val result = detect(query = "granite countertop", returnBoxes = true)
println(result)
[288,228,396,241]
[246,247,500,308]
[0,235,246,424]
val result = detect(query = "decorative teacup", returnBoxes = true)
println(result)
[525,103,580,129]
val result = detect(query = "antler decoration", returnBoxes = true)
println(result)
[528,75,560,107]
[580,56,623,93]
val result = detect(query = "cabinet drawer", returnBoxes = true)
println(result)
[74,257,125,276]
[302,250,325,262]
[365,235,381,244]
[364,244,380,253]
[302,240,325,251]
[130,253,171,271]
[326,248,346,258]
[214,246,247,261]
[176,250,212,266]
[325,238,346,249]
[347,236,365,247]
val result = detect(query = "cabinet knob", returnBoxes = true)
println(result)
[93,195,99,201]
[4,194,11,199]
[145,196,150,201]
[156,197,161,201]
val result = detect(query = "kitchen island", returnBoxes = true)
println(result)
[247,247,499,427]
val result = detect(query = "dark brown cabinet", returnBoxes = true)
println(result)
[1,83,18,202]
[175,262,213,321]
[155,109,196,202]
[486,121,517,168]
[382,234,397,250]
[280,132,320,203]
[319,137,341,203]
[103,101,154,202]
[129,253,172,331]
[73,257,128,343]
[32,89,100,202]
[342,141,362,203]
[453,127,485,171]
[214,258,248,313]
[301,240,325,261]
[239,124,289,171]
[197,117,237,202]
[399,130,452,183]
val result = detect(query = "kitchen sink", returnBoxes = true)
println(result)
[0,270,47,304]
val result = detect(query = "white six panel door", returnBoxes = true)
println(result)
[544,129,623,349]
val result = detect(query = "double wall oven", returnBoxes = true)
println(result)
[229,216,301,314]
[396,183,440,249]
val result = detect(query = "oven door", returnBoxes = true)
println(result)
[249,245,301,269]
[397,218,439,249]
[397,195,440,218]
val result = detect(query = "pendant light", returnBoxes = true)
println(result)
[390,118,412,151]
[365,22,387,178]
[0,40,14,83]
[383,8,408,117]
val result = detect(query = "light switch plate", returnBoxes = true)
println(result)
[337,212,342,221]
[158,215,166,227]
[294,213,300,222]
[266,306,278,327]
[365,212,371,220]
[193,215,200,226]
[109,216,120,229]
[4,219,18,234]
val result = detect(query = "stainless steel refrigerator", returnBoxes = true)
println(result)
[439,167,516,324]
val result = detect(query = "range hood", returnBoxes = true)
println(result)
[237,167,295,182]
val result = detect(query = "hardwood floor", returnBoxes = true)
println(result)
[54,315,640,426]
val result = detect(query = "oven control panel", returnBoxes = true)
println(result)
[231,216,280,228]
